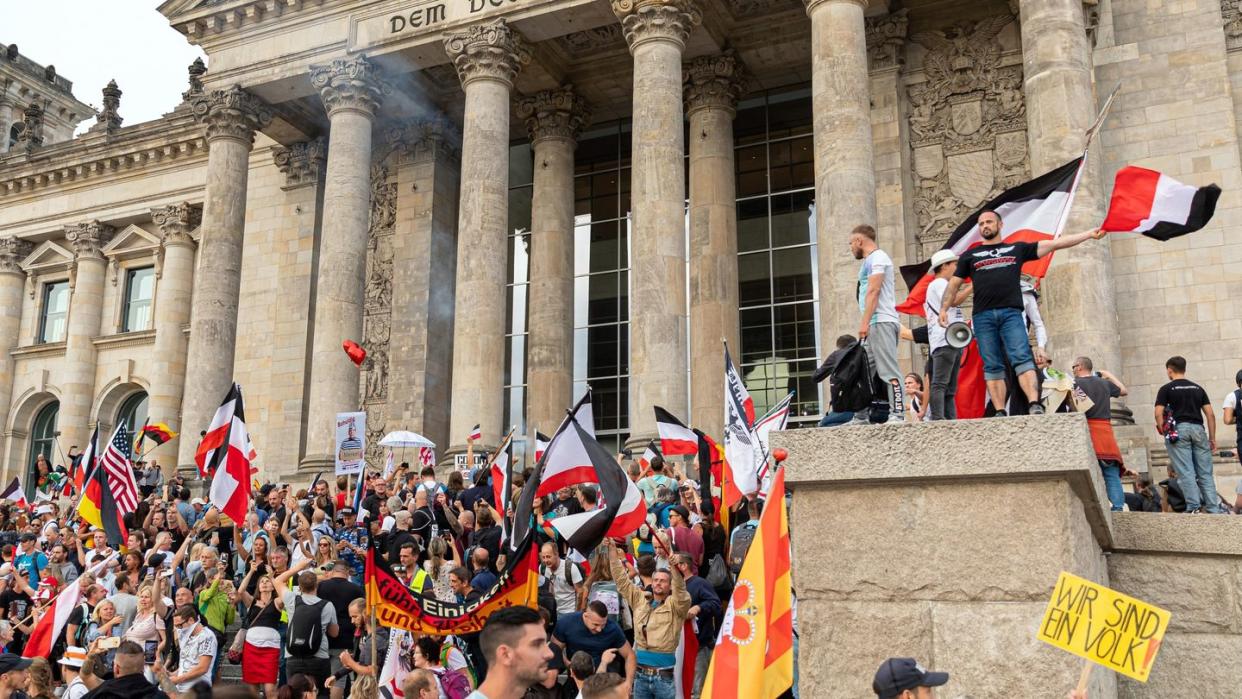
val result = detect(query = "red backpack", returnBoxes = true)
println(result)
[435,668,471,699]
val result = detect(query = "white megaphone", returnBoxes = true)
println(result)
[945,321,973,349]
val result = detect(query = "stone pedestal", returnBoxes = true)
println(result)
[777,415,1116,699]
[148,204,200,473]
[303,56,387,470]
[444,20,530,453]
[60,222,113,452]
[613,0,701,446]
[0,239,31,474]
[685,52,744,439]
[1019,0,1118,373]
[178,87,271,470]
[387,119,461,459]
[518,87,589,436]
[805,0,878,349]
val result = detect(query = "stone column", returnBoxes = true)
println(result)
[302,56,388,470]
[1019,0,1118,372]
[0,98,13,155]
[804,0,878,349]
[517,86,590,437]
[177,87,271,471]
[60,222,113,453]
[685,52,745,439]
[387,119,461,456]
[148,203,200,477]
[444,20,530,452]
[0,238,32,478]
[612,0,701,446]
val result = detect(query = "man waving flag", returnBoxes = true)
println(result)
[199,383,253,525]
[702,466,793,699]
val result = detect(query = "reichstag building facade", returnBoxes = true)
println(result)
[0,0,1237,484]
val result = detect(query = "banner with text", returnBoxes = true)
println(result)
[335,411,367,476]
[1036,571,1170,682]
[365,535,539,636]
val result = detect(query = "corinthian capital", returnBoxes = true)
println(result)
[65,221,115,260]
[444,19,531,88]
[151,203,202,247]
[190,85,273,144]
[310,56,389,119]
[611,0,702,51]
[0,237,33,276]
[273,139,327,190]
[516,86,592,145]
[684,51,748,117]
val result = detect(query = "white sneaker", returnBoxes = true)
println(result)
[886,414,905,424]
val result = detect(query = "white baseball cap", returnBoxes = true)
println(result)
[930,249,959,271]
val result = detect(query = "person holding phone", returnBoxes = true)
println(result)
[123,582,166,675]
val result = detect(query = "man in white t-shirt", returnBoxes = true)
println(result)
[924,249,971,421]
[851,224,903,423]
[166,604,217,693]
[538,543,584,615]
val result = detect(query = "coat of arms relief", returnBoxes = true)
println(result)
[909,13,1030,256]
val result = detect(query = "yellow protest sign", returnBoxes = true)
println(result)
[1036,571,1171,682]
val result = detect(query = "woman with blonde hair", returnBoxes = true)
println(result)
[422,536,457,602]
[123,582,166,672]
[84,598,125,667]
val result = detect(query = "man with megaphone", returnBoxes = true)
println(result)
[923,249,971,420]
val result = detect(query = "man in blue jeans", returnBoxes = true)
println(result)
[1155,356,1221,513]
[938,209,1107,416]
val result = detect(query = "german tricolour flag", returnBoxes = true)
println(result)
[140,422,176,446]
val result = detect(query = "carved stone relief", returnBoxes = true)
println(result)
[362,153,396,463]
[1224,0,1242,51]
[909,14,1029,252]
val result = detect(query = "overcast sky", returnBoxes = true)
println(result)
[5,2,206,133]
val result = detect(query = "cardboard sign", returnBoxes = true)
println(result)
[1037,571,1170,682]
[335,412,367,476]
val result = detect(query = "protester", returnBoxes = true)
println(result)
[1155,356,1221,513]
[939,210,1107,416]
[83,641,170,699]
[850,224,903,423]
[923,249,968,420]
[872,657,949,698]
[1222,369,1242,466]
[1071,356,1129,511]
[282,571,339,691]
[606,534,690,699]
[468,606,555,699]
[552,600,635,689]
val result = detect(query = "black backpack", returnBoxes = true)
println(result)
[829,342,874,413]
[728,522,759,575]
[287,596,328,658]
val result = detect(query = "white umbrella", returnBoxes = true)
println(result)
[379,431,435,449]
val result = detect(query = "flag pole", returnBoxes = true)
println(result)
[1052,82,1121,240]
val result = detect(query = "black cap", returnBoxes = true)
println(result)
[0,653,32,673]
[873,658,949,698]
[338,507,356,518]
[18,533,36,543]
[668,505,690,521]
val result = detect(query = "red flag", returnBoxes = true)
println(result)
[342,339,366,366]
[954,340,987,420]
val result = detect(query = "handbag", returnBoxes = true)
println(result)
[227,627,246,664]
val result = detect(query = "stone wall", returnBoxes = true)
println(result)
[779,417,1242,698]
[1094,0,1242,443]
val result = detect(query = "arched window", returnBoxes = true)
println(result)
[117,391,149,436]
[26,401,58,495]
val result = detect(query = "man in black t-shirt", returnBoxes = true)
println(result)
[938,209,1107,416]
[1071,357,1128,511]
[1155,355,1221,513]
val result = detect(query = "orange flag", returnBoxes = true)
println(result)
[702,465,793,699]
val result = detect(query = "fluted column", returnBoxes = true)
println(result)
[444,20,530,452]
[518,86,590,437]
[612,0,701,446]
[686,52,745,440]
[0,238,32,480]
[0,98,13,155]
[60,222,113,453]
[804,0,878,351]
[1019,0,1117,372]
[302,56,388,470]
[178,87,271,471]
[148,204,200,476]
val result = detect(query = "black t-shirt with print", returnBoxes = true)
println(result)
[1155,378,1210,425]
[954,241,1041,312]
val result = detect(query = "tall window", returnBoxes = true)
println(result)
[734,86,822,424]
[122,267,155,332]
[27,401,58,495]
[505,143,534,465]
[572,122,632,453]
[117,391,149,435]
[38,281,69,344]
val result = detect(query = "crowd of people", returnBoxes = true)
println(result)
[0,433,777,699]
[821,214,1242,517]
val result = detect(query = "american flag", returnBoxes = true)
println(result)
[100,425,140,512]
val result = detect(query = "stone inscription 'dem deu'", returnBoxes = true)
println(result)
[386,0,528,35]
